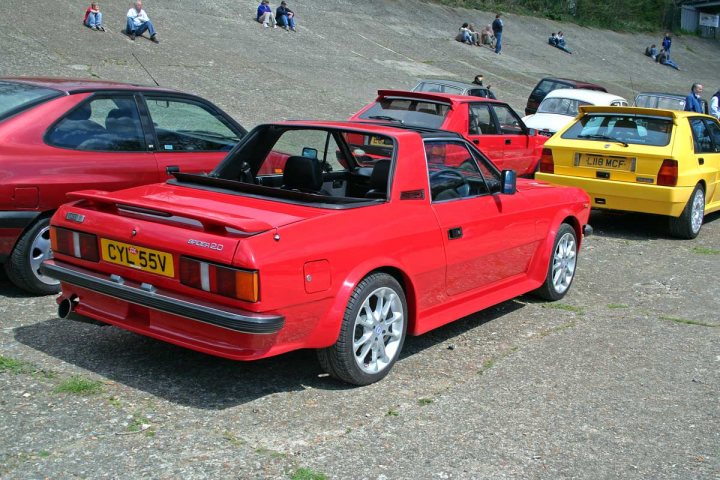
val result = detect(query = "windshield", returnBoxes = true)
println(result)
[537,97,591,116]
[358,98,450,129]
[0,81,61,122]
[562,114,672,146]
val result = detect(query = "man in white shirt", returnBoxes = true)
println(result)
[126,1,159,43]
[711,90,720,120]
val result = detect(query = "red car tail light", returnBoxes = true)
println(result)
[180,256,259,302]
[657,159,678,186]
[539,148,554,174]
[51,227,99,262]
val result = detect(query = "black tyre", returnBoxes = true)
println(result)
[668,184,704,239]
[533,223,577,301]
[317,272,407,386]
[4,217,60,296]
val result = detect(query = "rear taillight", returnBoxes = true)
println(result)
[51,227,99,262]
[657,159,678,187]
[179,256,259,302]
[539,148,554,174]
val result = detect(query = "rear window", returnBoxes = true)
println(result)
[562,114,673,146]
[538,97,591,116]
[358,98,450,129]
[0,81,61,121]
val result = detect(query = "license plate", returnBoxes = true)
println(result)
[100,239,174,277]
[581,154,635,171]
[369,136,391,147]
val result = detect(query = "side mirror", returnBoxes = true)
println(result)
[301,147,318,159]
[528,128,538,136]
[501,170,517,194]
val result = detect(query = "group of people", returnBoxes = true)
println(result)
[455,14,503,54]
[548,31,571,54]
[645,33,677,70]
[256,0,297,31]
[82,1,159,43]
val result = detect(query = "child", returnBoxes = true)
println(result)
[84,3,105,31]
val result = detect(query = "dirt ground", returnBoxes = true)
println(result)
[1,1,719,478]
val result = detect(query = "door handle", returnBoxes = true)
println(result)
[473,139,480,144]
[166,165,180,174]
[448,227,463,240]
[505,139,512,145]
[698,157,704,165]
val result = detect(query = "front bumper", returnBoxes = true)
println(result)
[40,260,284,335]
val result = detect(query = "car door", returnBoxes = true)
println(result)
[690,118,720,204]
[490,104,532,174]
[425,139,538,296]
[142,94,245,179]
[466,103,506,169]
[706,119,720,204]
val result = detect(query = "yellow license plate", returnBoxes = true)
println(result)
[369,136,391,147]
[582,155,634,171]
[100,239,174,277]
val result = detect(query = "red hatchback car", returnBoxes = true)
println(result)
[42,121,591,385]
[350,90,548,177]
[0,78,246,295]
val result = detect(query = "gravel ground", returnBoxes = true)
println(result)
[1,1,719,478]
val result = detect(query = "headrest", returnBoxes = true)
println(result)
[67,103,92,121]
[283,156,323,192]
[370,160,391,190]
[614,119,637,129]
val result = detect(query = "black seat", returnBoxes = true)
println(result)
[282,156,324,193]
[365,160,391,199]
[51,103,105,148]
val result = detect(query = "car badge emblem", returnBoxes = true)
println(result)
[65,212,85,223]
[604,144,611,149]
[131,228,137,237]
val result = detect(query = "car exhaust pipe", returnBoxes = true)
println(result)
[58,296,108,326]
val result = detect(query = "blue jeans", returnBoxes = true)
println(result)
[278,14,295,29]
[494,31,502,53]
[127,18,157,37]
[663,59,680,70]
[85,12,102,28]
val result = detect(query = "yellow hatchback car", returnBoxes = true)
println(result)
[536,106,720,238]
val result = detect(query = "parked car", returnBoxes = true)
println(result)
[0,77,246,295]
[536,106,720,238]
[525,77,607,116]
[413,79,496,99]
[350,90,547,176]
[634,92,709,115]
[523,89,628,137]
[41,121,592,385]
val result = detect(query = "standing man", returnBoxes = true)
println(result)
[126,1,159,43]
[492,13,503,54]
[710,89,720,119]
[662,33,672,59]
[684,83,704,113]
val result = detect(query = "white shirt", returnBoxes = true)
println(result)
[711,96,720,119]
[127,8,150,26]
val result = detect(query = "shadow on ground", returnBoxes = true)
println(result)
[13,299,522,409]
[587,209,720,240]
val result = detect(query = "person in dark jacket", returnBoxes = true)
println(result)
[662,33,672,58]
[684,83,704,113]
[492,14,503,54]
[276,1,296,31]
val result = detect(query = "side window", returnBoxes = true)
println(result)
[492,105,524,134]
[257,129,347,176]
[533,80,555,98]
[46,96,145,151]
[468,104,496,134]
[425,140,493,201]
[690,118,713,153]
[145,97,241,152]
[705,120,720,152]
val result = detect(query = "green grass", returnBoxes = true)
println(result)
[660,316,718,328]
[542,303,585,314]
[386,408,400,417]
[37,450,50,458]
[607,303,629,309]
[107,396,122,408]
[290,468,327,480]
[418,398,434,406]
[0,355,31,374]
[692,246,720,255]
[127,413,152,433]
[255,447,287,459]
[223,431,245,448]
[54,376,103,395]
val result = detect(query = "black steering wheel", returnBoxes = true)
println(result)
[429,169,470,199]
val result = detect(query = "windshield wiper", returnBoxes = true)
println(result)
[578,134,629,147]
[367,115,404,124]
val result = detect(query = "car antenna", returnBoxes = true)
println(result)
[132,52,160,87]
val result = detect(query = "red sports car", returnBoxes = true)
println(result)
[42,122,591,385]
[349,90,548,177]
[0,77,246,295]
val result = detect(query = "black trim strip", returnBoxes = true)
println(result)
[0,211,41,228]
[40,261,284,334]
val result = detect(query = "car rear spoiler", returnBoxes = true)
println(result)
[578,105,676,118]
[376,89,455,106]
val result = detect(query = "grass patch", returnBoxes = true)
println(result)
[386,408,399,417]
[54,376,103,395]
[290,468,327,480]
[692,246,720,255]
[660,316,717,328]
[37,450,50,458]
[255,447,286,459]
[607,303,629,309]
[223,431,245,448]
[127,413,152,433]
[0,355,32,374]
[542,303,585,314]
[107,396,122,408]
[418,398,434,406]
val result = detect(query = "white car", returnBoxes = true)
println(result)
[522,89,628,137]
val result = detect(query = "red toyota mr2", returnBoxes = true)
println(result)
[42,122,591,385]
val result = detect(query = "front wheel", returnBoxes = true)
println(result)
[4,217,60,296]
[668,184,704,239]
[533,223,577,301]
[317,273,407,386]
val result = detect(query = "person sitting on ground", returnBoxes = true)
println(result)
[455,23,473,44]
[548,32,558,46]
[84,3,105,31]
[468,24,481,46]
[480,24,494,47]
[656,48,679,70]
[126,1,159,43]
[257,0,277,28]
[645,44,658,60]
[276,1,296,31]
[555,31,572,53]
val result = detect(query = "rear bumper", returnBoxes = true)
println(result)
[535,174,692,217]
[0,211,41,259]
[40,260,284,335]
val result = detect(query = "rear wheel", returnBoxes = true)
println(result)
[4,217,59,296]
[668,184,704,239]
[317,273,407,386]
[534,223,577,301]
